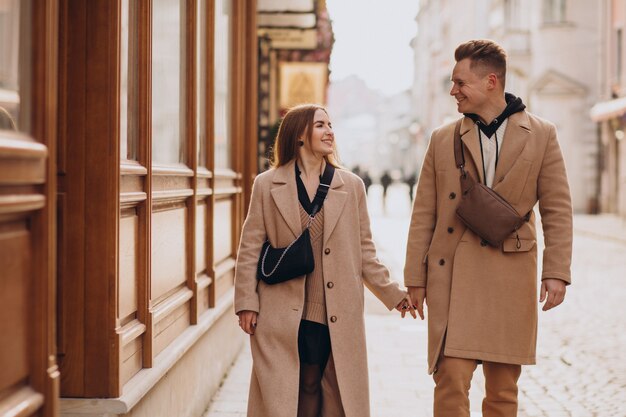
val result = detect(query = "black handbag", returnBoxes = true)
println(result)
[256,163,335,285]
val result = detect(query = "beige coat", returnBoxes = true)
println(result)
[235,161,406,417]
[404,111,573,373]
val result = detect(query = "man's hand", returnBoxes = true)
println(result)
[407,286,426,320]
[540,279,566,311]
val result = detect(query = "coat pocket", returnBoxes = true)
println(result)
[502,237,536,252]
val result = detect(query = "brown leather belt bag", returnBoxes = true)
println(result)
[453,119,529,247]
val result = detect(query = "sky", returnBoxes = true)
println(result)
[326,0,421,96]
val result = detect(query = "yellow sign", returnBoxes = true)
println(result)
[279,62,328,109]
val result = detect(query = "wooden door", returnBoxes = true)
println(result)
[0,0,59,416]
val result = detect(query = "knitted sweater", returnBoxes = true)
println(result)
[299,205,327,325]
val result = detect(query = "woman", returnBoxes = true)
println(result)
[234,104,415,417]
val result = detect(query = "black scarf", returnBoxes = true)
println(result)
[464,93,526,138]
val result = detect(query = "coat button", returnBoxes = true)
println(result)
[439,259,445,266]
[449,192,456,199]
[480,240,488,247]
[330,316,337,323]
[327,282,334,289]
[324,248,331,255]
[447,227,454,234]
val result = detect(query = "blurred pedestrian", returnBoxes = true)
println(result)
[362,171,373,195]
[234,104,415,417]
[404,171,417,204]
[404,39,573,417]
[380,170,392,208]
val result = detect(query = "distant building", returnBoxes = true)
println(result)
[591,0,626,218]
[328,77,419,176]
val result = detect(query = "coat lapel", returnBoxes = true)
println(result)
[270,161,302,238]
[323,170,347,246]
[493,111,531,188]
[460,117,485,184]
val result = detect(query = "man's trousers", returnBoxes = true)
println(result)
[433,355,522,417]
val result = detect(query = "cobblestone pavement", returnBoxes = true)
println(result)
[203,185,626,417]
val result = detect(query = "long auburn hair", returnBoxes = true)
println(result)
[270,104,341,168]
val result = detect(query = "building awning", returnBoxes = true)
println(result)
[590,96,626,122]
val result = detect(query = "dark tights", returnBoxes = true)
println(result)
[297,363,323,417]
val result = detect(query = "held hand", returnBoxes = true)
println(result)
[407,286,426,320]
[237,310,258,335]
[395,293,417,319]
[540,279,566,311]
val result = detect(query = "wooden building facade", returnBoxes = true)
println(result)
[0,0,257,416]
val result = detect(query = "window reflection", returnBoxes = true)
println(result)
[197,0,207,167]
[120,0,138,160]
[0,0,31,133]
[152,0,186,164]
[214,0,231,169]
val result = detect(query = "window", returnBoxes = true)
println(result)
[505,0,528,30]
[152,0,186,164]
[543,0,566,24]
[197,0,207,167]
[120,0,138,160]
[214,0,232,169]
[0,0,31,133]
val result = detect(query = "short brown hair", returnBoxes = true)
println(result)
[270,104,341,168]
[455,39,507,87]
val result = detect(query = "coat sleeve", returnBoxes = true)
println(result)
[357,179,406,310]
[537,123,573,284]
[234,176,267,314]
[404,132,438,288]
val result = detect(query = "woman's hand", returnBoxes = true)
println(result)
[395,293,417,319]
[238,310,258,335]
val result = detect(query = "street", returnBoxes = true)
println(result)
[204,184,626,417]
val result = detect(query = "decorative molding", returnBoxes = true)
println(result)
[120,161,148,176]
[151,164,194,177]
[118,319,147,347]
[151,189,194,202]
[214,256,236,279]
[152,286,194,324]
[196,273,213,291]
[213,167,240,179]
[0,134,48,158]
[0,194,46,214]
[120,191,147,206]
[213,186,242,197]
[0,385,44,416]
[60,288,235,415]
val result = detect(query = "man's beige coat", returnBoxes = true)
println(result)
[404,111,573,373]
[235,161,406,417]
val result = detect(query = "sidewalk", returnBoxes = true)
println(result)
[203,184,626,417]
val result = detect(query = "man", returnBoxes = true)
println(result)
[404,39,572,417]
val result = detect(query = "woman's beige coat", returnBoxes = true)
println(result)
[404,111,573,373]
[234,161,406,417]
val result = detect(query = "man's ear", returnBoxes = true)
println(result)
[486,73,499,90]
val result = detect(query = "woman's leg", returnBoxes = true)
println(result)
[321,353,346,417]
[298,362,323,417]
